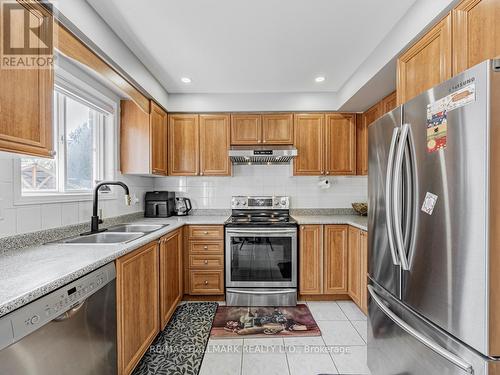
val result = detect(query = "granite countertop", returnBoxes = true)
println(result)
[0,213,367,318]
[293,214,367,231]
[0,215,227,318]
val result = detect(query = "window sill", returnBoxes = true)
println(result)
[13,192,117,206]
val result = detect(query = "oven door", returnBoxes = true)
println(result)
[225,227,297,288]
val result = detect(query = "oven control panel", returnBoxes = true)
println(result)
[231,196,290,209]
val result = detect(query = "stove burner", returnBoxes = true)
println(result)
[225,209,296,227]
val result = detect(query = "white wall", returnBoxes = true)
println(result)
[51,0,169,108]
[0,155,153,238]
[154,165,367,209]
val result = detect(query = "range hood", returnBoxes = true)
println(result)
[229,145,298,165]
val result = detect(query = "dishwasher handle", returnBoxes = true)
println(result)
[53,300,87,322]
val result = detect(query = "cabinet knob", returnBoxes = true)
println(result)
[263,140,266,143]
[326,171,330,175]
[200,172,204,176]
[48,150,56,157]
[204,280,208,285]
[204,231,209,235]
[258,140,262,143]
[204,260,208,264]
[204,246,208,250]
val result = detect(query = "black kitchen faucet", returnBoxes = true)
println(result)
[81,181,131,235]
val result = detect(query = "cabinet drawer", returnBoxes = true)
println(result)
[189,270,224,295]
[188,225,224,240]
[189,254,224,269]
[188,241,224,254]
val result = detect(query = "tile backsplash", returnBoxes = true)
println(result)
[0,160,367,238]
[0,155,154,238]
[154,164,367,209]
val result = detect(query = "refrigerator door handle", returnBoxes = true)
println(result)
[392,123,410,270]
[368,286,474,374]
[385,127,401,266]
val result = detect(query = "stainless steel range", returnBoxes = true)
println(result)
[225,196,297,306]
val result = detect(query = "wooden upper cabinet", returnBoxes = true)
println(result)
[231,113,293,145]
[116,242,159,375]
[324,114,356,175]
[150,102,168,175]
[159,229,183,329]
[453,0,500,74]
[397,13,452,105]
[261,113,294,144]
[0,1,53,158]
[382,91,398,114]
[231,114,261,145]
[299,225,323,295]
[120,100,151,174]
[169,114,199,176]
[200,114,231,176]
[324,225,349,294]
[348,226,362,306]
[121,100,168,176]
[293,114,324,175]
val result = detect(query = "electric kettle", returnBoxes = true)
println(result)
[174,197,192,216]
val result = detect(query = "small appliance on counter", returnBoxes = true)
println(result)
[144,191,176,218]
[174,197,192,216]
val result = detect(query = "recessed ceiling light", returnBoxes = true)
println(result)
[315,76,326,83]
[181,77,192,83]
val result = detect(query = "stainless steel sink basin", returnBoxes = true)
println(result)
[107,224,166,233]
[57,232,144,244]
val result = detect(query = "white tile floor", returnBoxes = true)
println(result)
[199,300,371,375]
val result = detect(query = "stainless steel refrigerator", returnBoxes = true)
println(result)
[367,59,500,375]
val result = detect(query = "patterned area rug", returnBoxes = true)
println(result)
[133,302,218,375]
[210,304,321,339]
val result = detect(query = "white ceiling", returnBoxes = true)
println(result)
[87,0,416,95]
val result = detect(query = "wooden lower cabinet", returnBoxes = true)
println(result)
[324,225,349,294]
[348,226,362,306]
[190,270,224,294]
[185,225,225,295]
[159,228,183,329]
[299,225,323,294]
[347,226,369,313]
[116,242,159,375]
[299,224,348,296]
[360,230,368,314]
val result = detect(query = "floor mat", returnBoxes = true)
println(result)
[210,304,321,339]
[133,302,218,375]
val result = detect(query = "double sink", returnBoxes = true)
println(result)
[55,224,168,245]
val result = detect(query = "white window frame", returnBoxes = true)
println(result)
[13,58,119,206]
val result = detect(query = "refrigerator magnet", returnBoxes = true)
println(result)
[426,109,447,153]
[421,192,438,215]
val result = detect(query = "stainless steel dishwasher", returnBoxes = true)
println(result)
[0,262,117,374]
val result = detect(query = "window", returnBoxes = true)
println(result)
[21,87,109,196]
